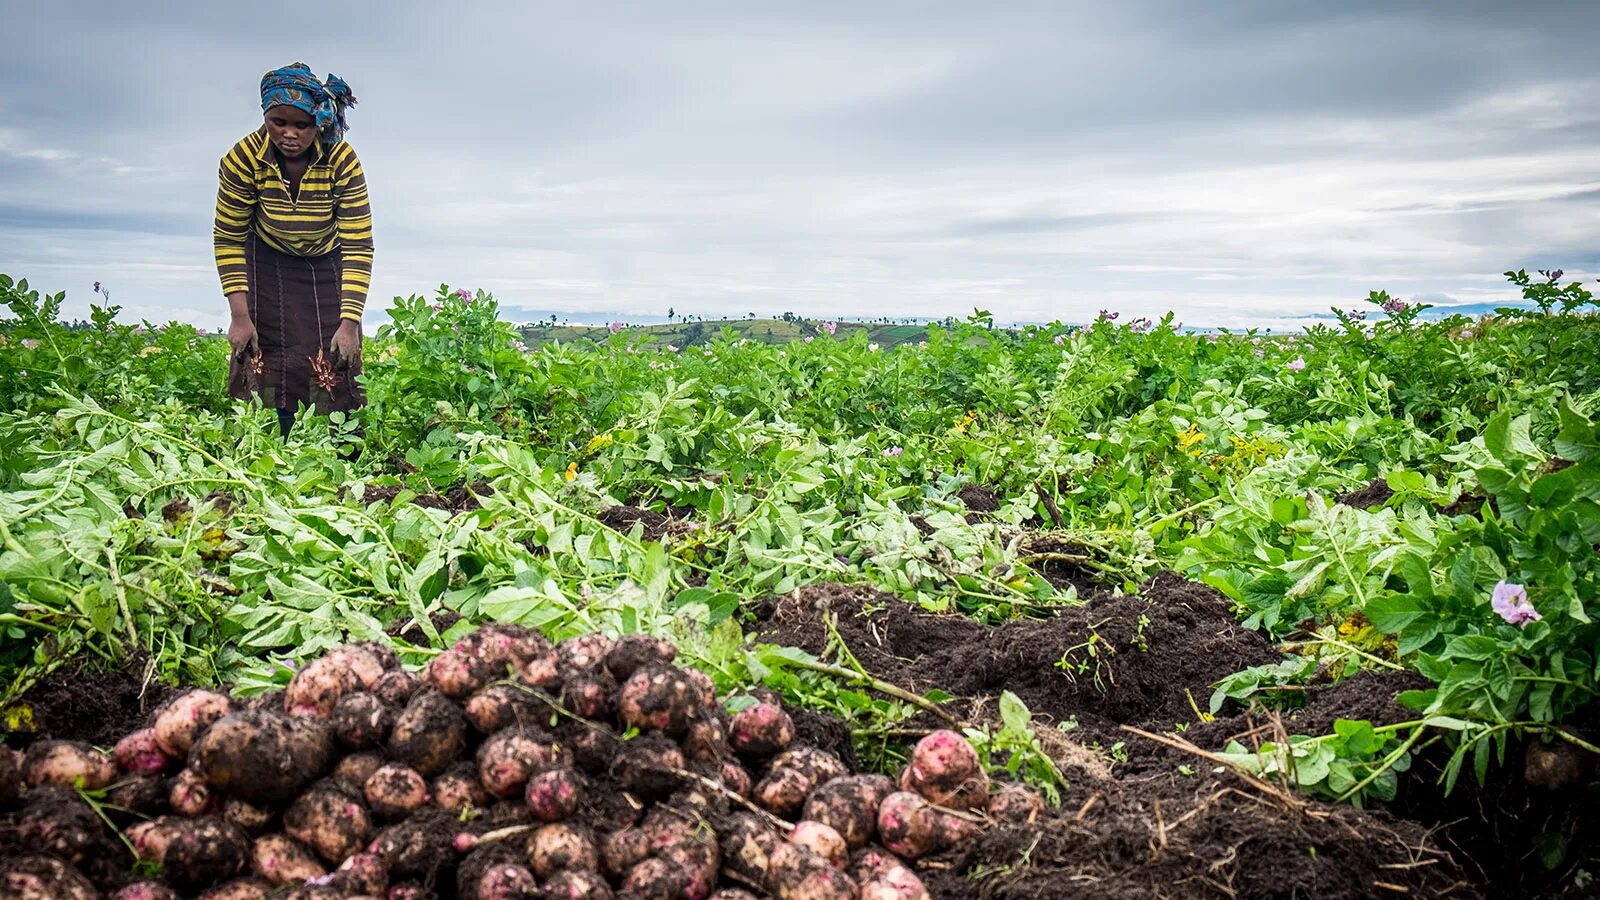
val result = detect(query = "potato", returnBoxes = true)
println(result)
[1525,739,1593,791]
[721,760,753,797]
[766,842,859,900]
[250,833,327,885]
[987,783,1045,823]
[373,669,423,707]
[474,862,539,899]
[372,809,458,880]
[434,762,491,814]
[0,747,20,805]
[803,775,894,849]
[112,881,183,900]
[109,773,169,817]
[366,764,431,818]
[285,655,364,717]
[154,690,235,756]
[147,815,252,892]
[327,642,396,687]
[196,878,272,900]
[17,790,113,869]
[191,710,323,805]
[618,665,704,737]
[875,792,942,860]
[754,767,813,819]
[526,766,585,822]
[115,728,174,775]
[279,886,343,900]
[621,856,677,900]
[331,692,396,750]
[429,624,552,699]
[388,687,469,776]
[223,798,275,836]
[516,650,562,690]
[729,701,795,757]
[464,683,541,733]
[0,856,99,900]
[478,728,562,798]
[720,812,779,884]
[850,846,901,883]
[527,822,599,879]
[604,634,678,681]
[601,826,652,879]
[859,863,931,900]
[656,834,719,900]
[284,784,374,864]
[22,740,117,790]
[285,715,336,777]
[770,747,848,784]
[614,733,686,797]
[557,633,614,671]
[682,714,730,764]
[562,669,617,721]
[789,821,848,870]
[333,751,387,794]
[332,850,390,895]
[900,730,986,810]
[543,868,615,899]
[171,766,222,816]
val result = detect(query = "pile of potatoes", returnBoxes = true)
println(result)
[0,625,1042,899]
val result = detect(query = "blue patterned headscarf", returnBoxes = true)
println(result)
[260,62,357,145]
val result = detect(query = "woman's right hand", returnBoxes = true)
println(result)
[227,293,257,357]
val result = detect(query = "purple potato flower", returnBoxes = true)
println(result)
[1287,357,1306,372]
[1491,581,1541,627]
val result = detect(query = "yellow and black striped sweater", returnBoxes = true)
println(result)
[213,128,374,321]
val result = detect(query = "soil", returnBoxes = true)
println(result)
[596,504,698,542]
[1017,533,1105,594]
[5,657,175,750]
[957,483,1001,522]
[752,576,1499,898]
[347,481,495,515]
[1335,477,1394,510]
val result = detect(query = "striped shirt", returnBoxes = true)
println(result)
[213,128,374,321]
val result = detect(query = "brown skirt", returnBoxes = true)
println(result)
[228,233,364,415]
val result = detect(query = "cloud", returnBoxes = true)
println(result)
[0,1,1596,331]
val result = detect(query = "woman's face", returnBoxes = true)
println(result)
[264,104,318,159]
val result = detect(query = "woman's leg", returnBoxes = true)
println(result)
[277,408,295,437]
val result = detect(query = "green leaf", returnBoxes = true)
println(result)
[999,690,1032,734]
[1332,719,1383,756]
[1365,594,1427,633]
[1442,635,1502,661]
[1448,552,1478,601]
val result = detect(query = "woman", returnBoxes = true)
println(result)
[214,62,374,436]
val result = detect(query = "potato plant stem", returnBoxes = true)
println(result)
[778,656,960,727]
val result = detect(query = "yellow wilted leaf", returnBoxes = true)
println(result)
[584,433,614,455]
[565,462,579,481]
[3,702,37,732]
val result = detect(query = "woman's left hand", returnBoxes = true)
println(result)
[330,319,362,368]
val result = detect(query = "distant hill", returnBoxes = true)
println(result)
[517,317,937,348]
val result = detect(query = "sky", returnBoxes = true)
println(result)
[2,1,1598,331]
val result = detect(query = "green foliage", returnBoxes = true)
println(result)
[5,267,1600,802]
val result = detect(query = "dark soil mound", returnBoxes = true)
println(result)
[7,658,175,749]
[923,772,1469,899]
[1336,477,1394,510]
[958,483,1002,522]
[753,575,1481,898]
[596,504,696,542]
[755,572,1278,731]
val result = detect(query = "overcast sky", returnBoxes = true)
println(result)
[3,1,1598,331]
